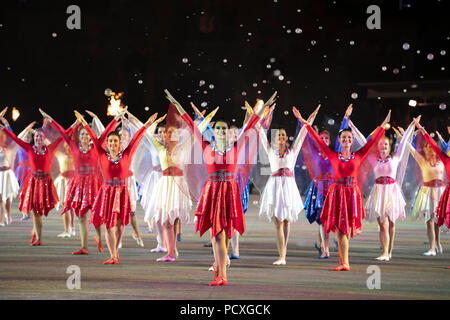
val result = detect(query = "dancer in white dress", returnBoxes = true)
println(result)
[257,106,319,265]
[126,112,166,253]
[348,118,416,261]
[0,108,22,226]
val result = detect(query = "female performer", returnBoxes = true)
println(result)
[74,110,159,264]
[298,109,390,271]
[256,106,319,265]
[0,115,75,245]
[348,117,416,261]
[166,89,275,285]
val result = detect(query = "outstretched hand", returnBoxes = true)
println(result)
[39,108,54,122]
[74,110,88,126]
[381,110,391,128]
[85,110,98,119]
[344,104,353,119]
[0,107,7,118]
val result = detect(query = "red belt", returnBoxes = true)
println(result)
[314,172,333,182]
[334,177,357,187]
[375,176,396,184]
[0,166,11,171]
[162,166,183,176]
[209,170,234,182]
[272,168,293,177]
[424,179,445,188]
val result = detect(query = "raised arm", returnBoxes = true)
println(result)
[415,120,448,163]
[334,104,352,151]
[394,120,416,161]
[98,118,119,147]
[125,113,159,158]
[1,126,31,151]
[356,126,385,161]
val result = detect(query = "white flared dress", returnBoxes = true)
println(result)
[349,121,415,223]
[257,126,308,223]
[0,147,20,202]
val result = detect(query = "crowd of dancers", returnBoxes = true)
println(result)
[0,90,448,286]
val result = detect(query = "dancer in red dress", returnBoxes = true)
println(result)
[40,109,118,254]
[74,110,160,264]
[166,89,275,285]
[298,109,390,271]
[0,116,75,246]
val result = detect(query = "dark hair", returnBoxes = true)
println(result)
[338,128,353,138]
[107,131,121,140]
[214,119,230,129]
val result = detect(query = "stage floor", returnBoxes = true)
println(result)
[0,195,449,300]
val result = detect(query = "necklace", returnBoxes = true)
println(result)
[79,143,92,154]
[338,152,355,162]
[33,145,47,156]
[107,151,123,164]
[377,156,391,163]
[275,147,290,158]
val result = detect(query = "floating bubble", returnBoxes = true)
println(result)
[328,119,335,125]
[144,107,149,111]
[301,165,307,170]
[439,103,447,110]
[252,83,258,87]
[138,80,143,84]
[201,102,207,107]
[284,110,289,115]
[402,43,410,50]
[209,84,214,89]
[199,80,205,86]
[427,53,434,60]
[278,75,284,81]
[267,64,271,69]
[349,40,355,45]
[273,69,281,76]
[381,66,387,71]
[295,28,302,34]
[441,66,446,71]
[289,136,294,141]
[440,50,446,56]
[324,67,330,72]
[311,40,316,45]
[223,58,228,63]
[393,68,399,74]
[430,132,435,138]
[270,57,276,63]
[351,92,358,99]
[104,88,113,96]
[52,32,57,38]
[286,80,291,84]
[182,58,188,63]
[286,29,292,34]
[241,91,247,96]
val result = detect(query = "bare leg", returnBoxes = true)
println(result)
[6,198,12,224]
[105,225,118,259]
[63,212,70,233]
[160,221,175,259]
[434,222,441,253]
[155,219,166,250]
[272,217,286,264]
[0,195,5,225]
[282,220,290,257]
[212,230,228,280]
[33,212,43,241]
[336,229,349,268]
[323,230,330,255]
[115,219,124,257]
[426,219,436,252]
[79,214,89,250]
[173,218,179,256]
[377,217,390,258]
[230,231,240,256]
[388,218,395,257]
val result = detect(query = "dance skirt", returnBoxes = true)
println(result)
[320,180,365,238]
[144,175,192,225]
[19,172,59,217]
[0,168,19,201]
[304,180,329,225]
[365,181,406,223]
[259,176,303,223]
[241,181,249,213]
[196,179,244,239]
[54,174,71,210]
[128,175,138,212]
[62,174,102,217]
[139,170,162,215]
[436,185,450,228]
[410,184,445,223]
[90,180,132,229]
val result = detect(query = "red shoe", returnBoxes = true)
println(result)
[209,278,228,286]
[31,240,42,246]
[103,258,119,265]
[30,230,36,244]
[332,264,350,271]
[72,248,89,255]
[94,236,103,253]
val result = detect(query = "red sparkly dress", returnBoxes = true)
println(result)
[423,133,450,228]
[49,120,116,217]
[182,113,260,239]
[305,125,385,237]
[83,119,150,229]
[2,126,74,216]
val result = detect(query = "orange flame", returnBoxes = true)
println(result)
[107,92,125,116]
[12,107,20,121]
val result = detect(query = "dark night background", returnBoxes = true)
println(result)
[1,0,449,139]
